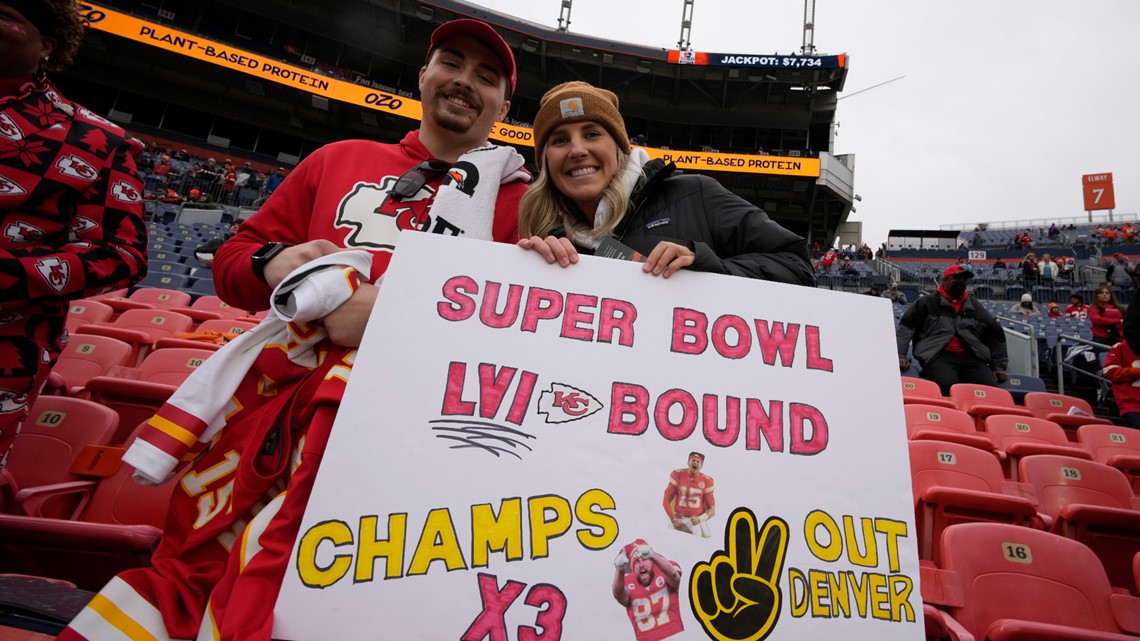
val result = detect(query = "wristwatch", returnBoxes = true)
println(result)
[251,242,291,283]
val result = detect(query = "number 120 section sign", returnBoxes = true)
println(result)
[274,233,923,641]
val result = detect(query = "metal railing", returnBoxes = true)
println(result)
[994,316,1039,378]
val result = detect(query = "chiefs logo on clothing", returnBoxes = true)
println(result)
[0,174,26,196]
[111,180,142,204]
[0,389,29,415]
[69,216,97,238]
[0,113,23,142]
[334,162,479,252]
[56,155,98,181]
[5,221,45,244]
[35,257,70,293]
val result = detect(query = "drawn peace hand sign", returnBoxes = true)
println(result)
[690,508,789,641]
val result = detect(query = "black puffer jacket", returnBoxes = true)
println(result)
[580,160,815,286]
[896,292,1009,370]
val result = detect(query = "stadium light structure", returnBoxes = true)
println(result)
[557,0,572,32]
[801,0,816,55]
[677,0,695,51]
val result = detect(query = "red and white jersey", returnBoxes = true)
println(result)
[666,469,715,519]
[623,563,684,641]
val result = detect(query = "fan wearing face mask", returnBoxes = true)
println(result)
[896,264,1009,395]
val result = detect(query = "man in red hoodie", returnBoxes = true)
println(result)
[896,264,1009,395]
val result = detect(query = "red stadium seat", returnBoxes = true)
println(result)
[948,383,1033,431]
[904,404,994,452]
[922,523,1140,640]
[172,294,246,322]
[153,318,256,352]
[1078,424,1140,495]
[84,347,213,444]
[1024,392,1114,442]
[1018,455,1140,594]
[0,397,119,520]
[63,299,113,334]
[901,376,957,409]
[118,287,191,310]
[41,335,133,397]
[983,415,1093,481]
[907,440,1038,565]
[0,426,181,591]
[73,308,194,365]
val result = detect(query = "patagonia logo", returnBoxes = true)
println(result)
[646,217,670,229]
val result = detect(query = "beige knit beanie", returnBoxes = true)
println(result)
[532,81,631,156]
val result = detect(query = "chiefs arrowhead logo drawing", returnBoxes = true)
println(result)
[56,155,98,181]
[0,174,26,196]
[538,382,604,424]
[35,257,70,293]
[0,113,23,142]
[111,180,141,203]
[0,389,29,415]
[4,221,44,244]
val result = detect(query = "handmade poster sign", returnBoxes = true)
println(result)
[275,232,922,641]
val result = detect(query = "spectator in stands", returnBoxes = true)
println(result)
[1065,293,1089,320]
[264,166,287,194]
[153,153,172,179]
[193,222,240,267]
[0,0,147,469]
[1046,302,1062,318]
[839,258,859,275]
[517,81,813,285]
[1103,225,1120,244]
[1089,285,1125,347]
[992,257,1007,270]
[1060,254,1076,280]
[882,283,907,305]
[1106,252,1134,288]
[1102,338,1140,427]
[1038,253,1059,283]
[1021,230,1033,248]
[63,18,532,641]
[1123,223,1137,244]
[173,147,190,161]
[864,285,880,297]
[1048,223,1059,240]
[896,264,1009,395]
[1007,293,1041,319]
[820,248,837,270]
[1020,252,1039,287]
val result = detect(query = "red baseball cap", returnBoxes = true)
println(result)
[942,264,974,279]
[428,19,517,97]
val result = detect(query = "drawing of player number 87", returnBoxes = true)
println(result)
[690,508,789,641]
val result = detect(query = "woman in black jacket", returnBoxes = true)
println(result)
[517,81,813,286]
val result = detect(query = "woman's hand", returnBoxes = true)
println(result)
[643,241,695,278]
[518,236,579,267]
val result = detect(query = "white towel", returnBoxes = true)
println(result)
[431,143,528,240]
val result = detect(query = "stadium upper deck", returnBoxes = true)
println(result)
[61,0,854,241]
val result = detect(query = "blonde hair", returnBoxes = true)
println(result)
[519,149,640,242]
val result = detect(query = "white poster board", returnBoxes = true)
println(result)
[275,233,922,641]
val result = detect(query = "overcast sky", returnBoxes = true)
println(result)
[467,0,1139,247]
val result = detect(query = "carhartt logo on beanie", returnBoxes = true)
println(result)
[533,81,632,156]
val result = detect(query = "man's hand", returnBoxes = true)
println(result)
[993,369,1009,382]
[634,543,653,559]
[691,508,788,641]
[643,241,694,278]
[898,357,910,370]
[263,239,341,288]
[322,283,379,347]
[518,236,578,267]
